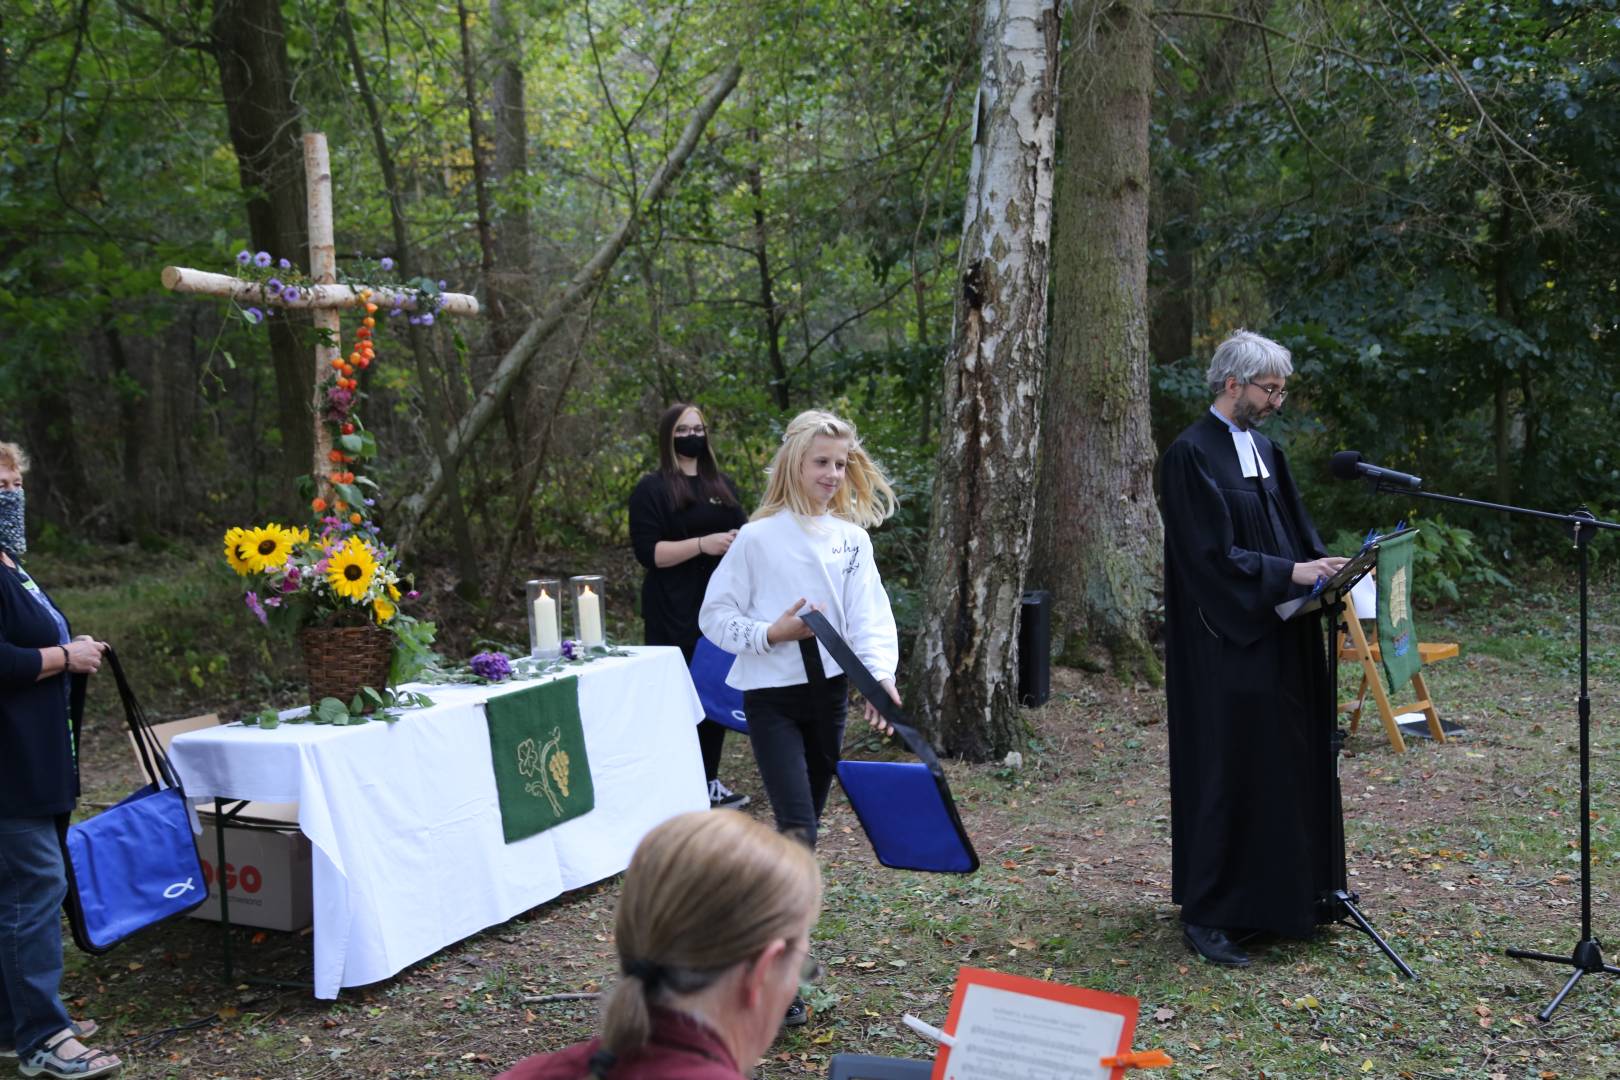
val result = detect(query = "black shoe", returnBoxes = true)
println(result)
[708,779,751,810]
[1182,923,1251,967]
[783,996,809,1027]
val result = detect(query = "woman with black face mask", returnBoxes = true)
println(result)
[629,405,751,810]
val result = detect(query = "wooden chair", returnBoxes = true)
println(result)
[1336,585,1460,753]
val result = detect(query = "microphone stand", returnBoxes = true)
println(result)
[1367,479,1620,1021]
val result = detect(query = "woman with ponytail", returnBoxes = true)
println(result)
[496,811,822,1080]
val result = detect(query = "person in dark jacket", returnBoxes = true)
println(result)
[0,442,119,1078]
[1158,333,1348,968]
[628,404,751,810]
[496,810,822,1080]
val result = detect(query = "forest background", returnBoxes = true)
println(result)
[2,0,1618,736]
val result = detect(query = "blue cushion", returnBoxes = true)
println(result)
[837,760,977,873]
[689,636,747,732]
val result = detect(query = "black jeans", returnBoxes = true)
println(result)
[743,676,847,850]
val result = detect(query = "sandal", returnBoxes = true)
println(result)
[18,1028,120,1079]
[1,1020,99,1061]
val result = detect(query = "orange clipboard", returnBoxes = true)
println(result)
[929,967,1139,1080]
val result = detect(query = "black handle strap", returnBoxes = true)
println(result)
[102,646,179,790]
[799,610,945,780]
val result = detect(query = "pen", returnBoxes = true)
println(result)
[902,1014,956,1047]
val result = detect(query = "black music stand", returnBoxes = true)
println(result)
[1280,536,1418,979]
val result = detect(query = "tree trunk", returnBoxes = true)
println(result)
[210,0,310,503]
[912,0,1061,761]
[1029,0,1162,682]
[394,61,742,547]
[337,0,484,595]
[747,127,790,410]
[488,0,535,486]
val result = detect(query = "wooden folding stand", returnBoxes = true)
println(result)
[1337,593,1459,753]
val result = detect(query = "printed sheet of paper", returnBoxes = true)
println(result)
[930,968,1137,1080]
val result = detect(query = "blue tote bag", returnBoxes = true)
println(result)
[689,635,748,733]
[800,611,978,874]
[60,648,208,953]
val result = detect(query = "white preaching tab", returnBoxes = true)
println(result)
[941,983,1124,1080]
[1231,429,1271,479]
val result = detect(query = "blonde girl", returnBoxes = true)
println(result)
[699,409,902,855]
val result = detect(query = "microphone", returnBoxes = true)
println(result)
[1331,450,1423,489]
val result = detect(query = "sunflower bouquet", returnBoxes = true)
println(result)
[222,520,434,685]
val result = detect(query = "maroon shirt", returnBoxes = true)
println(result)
[498,1007,741,1080]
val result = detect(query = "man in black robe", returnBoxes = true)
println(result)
[1159,330,1348,967]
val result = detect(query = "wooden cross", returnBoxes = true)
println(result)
[161,132,480,489]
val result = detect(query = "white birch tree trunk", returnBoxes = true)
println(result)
[913,0,1061,760]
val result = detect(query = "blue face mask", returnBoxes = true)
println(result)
[0,489,25,555]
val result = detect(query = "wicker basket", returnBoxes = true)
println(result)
[299,624,395,712]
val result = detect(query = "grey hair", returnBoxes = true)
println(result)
[1205,330,1293,395]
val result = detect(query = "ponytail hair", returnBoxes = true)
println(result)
[753,410,896,528]
[589,811,821,1077]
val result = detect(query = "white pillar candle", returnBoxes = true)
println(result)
[578,584,603,645]
[533,589,560,652]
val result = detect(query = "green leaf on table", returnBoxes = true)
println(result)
[316,697,350,725]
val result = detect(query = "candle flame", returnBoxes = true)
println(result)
[582,585,596,597]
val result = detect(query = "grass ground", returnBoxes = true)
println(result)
[33,555,1620,1079]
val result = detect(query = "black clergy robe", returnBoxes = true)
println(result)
[1158,412,1339,937]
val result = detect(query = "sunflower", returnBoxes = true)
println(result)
[326,536,378,601]
[223,527,254,576]
[372,595,397,623]
[243,525,295,573]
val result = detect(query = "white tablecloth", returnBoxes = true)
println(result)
[169,647,707,998]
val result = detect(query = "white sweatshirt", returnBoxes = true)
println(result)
[699,511,899,690]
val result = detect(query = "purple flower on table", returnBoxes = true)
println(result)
[236,250,252,265]
[560,639,585,661]
[279,258,292,270]
[243,307,264,325]
[379,256,395,271]
[254,251,272,268]
[243,591,268,626]
[470,651,512,682]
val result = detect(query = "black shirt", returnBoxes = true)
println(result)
[628,471,747,659]
[0,556,83,817]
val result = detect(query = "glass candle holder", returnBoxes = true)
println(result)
[527,578,562,658]
[569,575,606,647]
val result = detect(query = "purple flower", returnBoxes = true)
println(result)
[244,307,264,324]
[419,313,434,326]
[408,314,422,326]
[406,590,420,601]
[437,279,446,289]
[390,308,403,318]
[244,591,268,626]
[560,639,583,661]
[279,258,292,270]
[254,251,272,268]
[363,498,376,506]
[266,277,283,292]
[282,567,302,592]
[264,595,282,608]
[281,285,301,303]
[470,651,513,682]
[313,559,330,575]
[236,250,252,265]
[379,256,395,271]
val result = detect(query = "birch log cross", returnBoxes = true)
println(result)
[160,133,480,494]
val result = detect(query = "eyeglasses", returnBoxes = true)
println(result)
[1249,383,1288,402]
[673,424,707,436]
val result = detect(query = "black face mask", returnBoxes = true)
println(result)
[672,434,708,459]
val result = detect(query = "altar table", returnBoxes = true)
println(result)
[168,647,707,998]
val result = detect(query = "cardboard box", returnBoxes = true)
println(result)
[188,821,313,932]
[132,714,313,931]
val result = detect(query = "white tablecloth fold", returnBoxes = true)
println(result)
[170,647,707,998]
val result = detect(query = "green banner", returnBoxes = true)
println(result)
[1375,530,1421,693]
[484,677,595,844]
